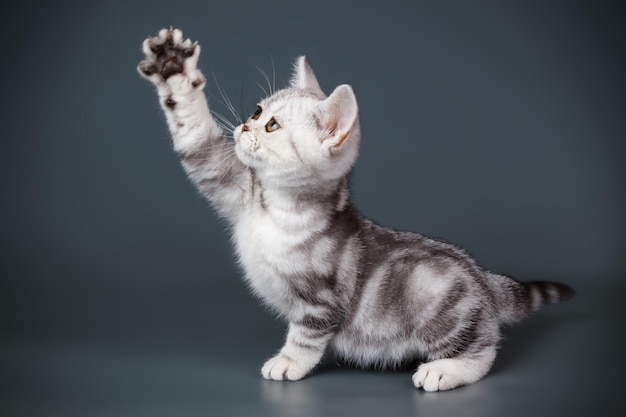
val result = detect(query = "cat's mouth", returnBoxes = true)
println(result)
[234,129,261,167]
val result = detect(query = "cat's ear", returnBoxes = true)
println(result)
[317,84,359,150]
[290,56,324,96]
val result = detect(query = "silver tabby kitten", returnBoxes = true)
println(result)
[138,28,574,391]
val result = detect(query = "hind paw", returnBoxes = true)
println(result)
[412,347,496,392]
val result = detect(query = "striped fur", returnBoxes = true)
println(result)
[138,29,575,391]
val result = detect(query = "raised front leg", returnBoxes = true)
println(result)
[138,28,250,221]
[262,320,335,381]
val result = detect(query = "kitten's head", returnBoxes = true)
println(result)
[233,56,360,189]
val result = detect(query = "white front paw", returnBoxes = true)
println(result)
[412,360,462,392]
[261,354,308,381]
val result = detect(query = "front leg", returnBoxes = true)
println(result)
[137,28,250,220]
[262,319,336,381]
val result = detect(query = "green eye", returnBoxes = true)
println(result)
[265,117,281,132]
[251,105,262,120]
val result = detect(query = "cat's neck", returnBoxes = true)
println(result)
[258,176,349,220]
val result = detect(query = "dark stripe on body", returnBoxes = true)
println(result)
[249,168,267,210]
[436,308,482,357]
[293,340,319,351]
[296,314,338,335]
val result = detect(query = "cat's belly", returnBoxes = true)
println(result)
[331,327,421,367]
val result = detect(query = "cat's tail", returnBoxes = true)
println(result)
[487,273,575,325]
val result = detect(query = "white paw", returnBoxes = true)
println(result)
[412,359,464,392]
[413,348,496,392]
[137,27,205,92]
[261,354,308,381]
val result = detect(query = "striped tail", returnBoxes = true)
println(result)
[523,280,575,312]
[488,274,575,325]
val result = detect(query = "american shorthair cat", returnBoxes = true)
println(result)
[138,28,574,391]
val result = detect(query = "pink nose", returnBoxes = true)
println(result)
[241,124,249,132]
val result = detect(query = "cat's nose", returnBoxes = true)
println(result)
[241,124,249,132]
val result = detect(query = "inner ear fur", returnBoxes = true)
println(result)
[317,84,358,148]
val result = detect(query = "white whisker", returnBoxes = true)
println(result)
[212,72,243,124]
[212,110,237,131]
[255,65,273,97]
[254,81,269,98]
[215,152,243,184]
[270,55,276,94]
[191,141,238,154]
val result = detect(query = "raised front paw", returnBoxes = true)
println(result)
[137,27,205,89]
[261,354,309,381]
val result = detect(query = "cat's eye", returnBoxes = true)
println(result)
[265,117,281,132]
[251,106,262,120]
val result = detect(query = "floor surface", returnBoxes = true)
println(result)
[2,276,622,417]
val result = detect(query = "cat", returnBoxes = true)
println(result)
[138,28,574,391]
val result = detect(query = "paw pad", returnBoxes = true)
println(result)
[138,28,197,80]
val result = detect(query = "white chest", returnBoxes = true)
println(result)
[233,207,334,311]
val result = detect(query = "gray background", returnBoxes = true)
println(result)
[1,0,624,416]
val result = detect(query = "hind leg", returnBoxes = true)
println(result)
[412,345,496,392]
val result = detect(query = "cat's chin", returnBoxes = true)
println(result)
[233,145,260,170]
[233,149,253,167]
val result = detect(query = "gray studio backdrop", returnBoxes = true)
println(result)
[1,1,624,416]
